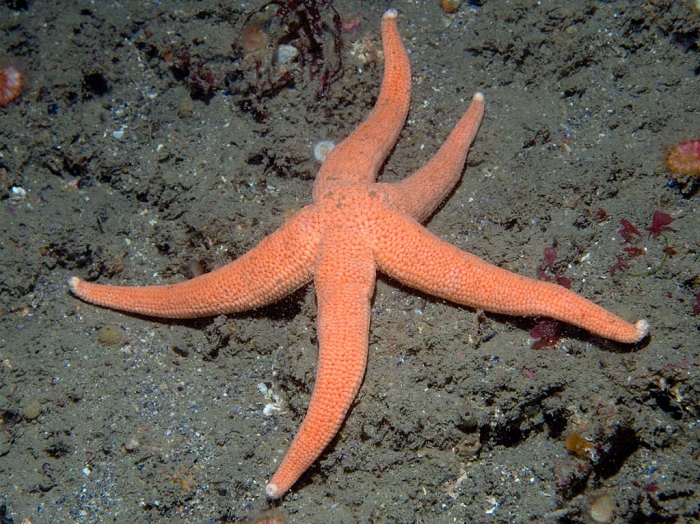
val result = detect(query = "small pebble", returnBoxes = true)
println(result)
[441,0,461,13]
[97,324,125,346]
[178,97,194,118]
[21,398,42,420]
[589,492,615,523]
[277,44,299,65]
[123,438,140,452]
[10,186,26,202]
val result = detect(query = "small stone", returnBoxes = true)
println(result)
[123,438,140,452]
[276,44,299,65]
[22,398,42,420]
[441,0,461,13]
[97,324,125,346]
[178,97,194,118]
[9,186,26,202]
[454,434,481,458]
[589,492,615,523]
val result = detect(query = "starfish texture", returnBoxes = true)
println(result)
[69,9,649,499]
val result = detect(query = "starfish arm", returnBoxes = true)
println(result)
[68,207,322,318]
[372,209,649,343]
[266,235,376,499]
[312,9,411,200]
[388,93,485,222]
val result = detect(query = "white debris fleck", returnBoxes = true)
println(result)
[263,403,282,416]
[485,495,499,515]
[10,186,26,201]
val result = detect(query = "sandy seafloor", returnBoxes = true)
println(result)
[1,0,699,522]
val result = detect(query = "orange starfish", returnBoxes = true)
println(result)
[69,9,649,499]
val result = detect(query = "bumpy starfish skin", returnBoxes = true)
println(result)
[69,9,649,499]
